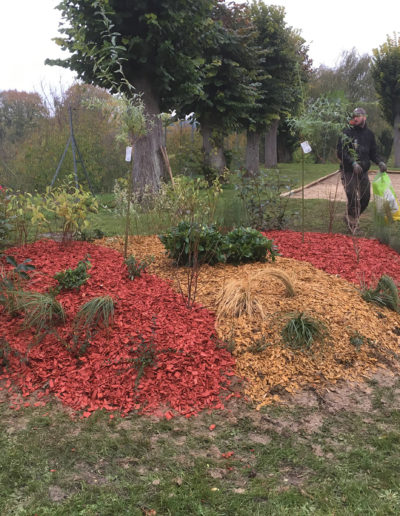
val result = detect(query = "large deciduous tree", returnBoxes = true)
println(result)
[243,2,309,173]
[179,2,258,177]
[371,34,400,167]
[48,0,215,194]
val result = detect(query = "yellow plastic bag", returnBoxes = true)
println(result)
[372,172,400,221]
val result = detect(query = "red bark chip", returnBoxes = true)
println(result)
[265,230,400,286]
[0,240,235,417]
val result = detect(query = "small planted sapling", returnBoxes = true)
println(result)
[124,254,154,279]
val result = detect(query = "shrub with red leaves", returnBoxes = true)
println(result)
[0,240,235,418]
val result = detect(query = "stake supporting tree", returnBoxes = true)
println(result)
[51,106,94,195]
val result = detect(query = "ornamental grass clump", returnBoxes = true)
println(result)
[216,277,265,320]
[15,291,65,331]
[74,296,115,331]
[361,274,399,312]
[216,269,295,320]
[281,311,327,353]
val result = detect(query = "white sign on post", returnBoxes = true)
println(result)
[300,141,312,154]
[125,146,132,162]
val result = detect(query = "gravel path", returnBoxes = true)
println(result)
[289,170,400,201]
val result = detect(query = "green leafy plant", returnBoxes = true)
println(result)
[224,227,278,265]
[361,274,399,312]
[53,258,91,291]
[281,311,327,352]
[159,221,225,266]
[45,177,98,243]
[124,255,154,280]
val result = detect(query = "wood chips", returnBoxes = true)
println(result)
[98,235,400,409]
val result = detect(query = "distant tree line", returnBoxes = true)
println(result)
[1,0,399,193]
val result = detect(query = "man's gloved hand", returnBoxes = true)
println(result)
[352,162,363,175]
[379,161,387,172]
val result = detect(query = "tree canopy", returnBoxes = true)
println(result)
[372,34,400,167]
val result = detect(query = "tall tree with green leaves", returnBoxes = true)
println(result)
[241,1,309,174]
[178,1,258,177]
[47,0,216,194]
[371,34,400,167]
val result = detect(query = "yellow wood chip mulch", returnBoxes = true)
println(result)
[97,235,400,408]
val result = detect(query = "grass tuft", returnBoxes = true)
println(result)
[361,274,399,312]
[281,311,327,352]
[13,290,65,331]
[74,295,115,330]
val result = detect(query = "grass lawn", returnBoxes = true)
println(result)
[87,162,379,238]
[2,375,400,515]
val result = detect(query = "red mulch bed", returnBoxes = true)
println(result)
[265,230,400,286]
[0,240,235,418]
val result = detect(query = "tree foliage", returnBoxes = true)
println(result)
[0,91,48,143]
[371,34,400,125]
[372,33,400,167]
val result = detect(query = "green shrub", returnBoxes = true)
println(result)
[53,258,91,291]
[160,223,279,267]
[235,168,294,230]
[281,311,327,352]
[224,227,278,265]
[159,221,225,266]
[45,177,98,242]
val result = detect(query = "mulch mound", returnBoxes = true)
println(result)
[98,232,400,409]
[2,231,400,415]
[0,240,235,418]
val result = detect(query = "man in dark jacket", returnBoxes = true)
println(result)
[337,107,387,232]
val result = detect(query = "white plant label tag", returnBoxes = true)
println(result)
[301,141,312,154]
[125,146,132,162]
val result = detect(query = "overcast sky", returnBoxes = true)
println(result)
[0,0,399,93]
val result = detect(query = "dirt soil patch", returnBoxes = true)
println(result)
[100,235,400,409]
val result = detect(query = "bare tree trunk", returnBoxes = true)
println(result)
[245,130,260,175]
[132,77,165,196]
[394,113,400,168]
[201,124,226,172]
[264,119,279,168]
